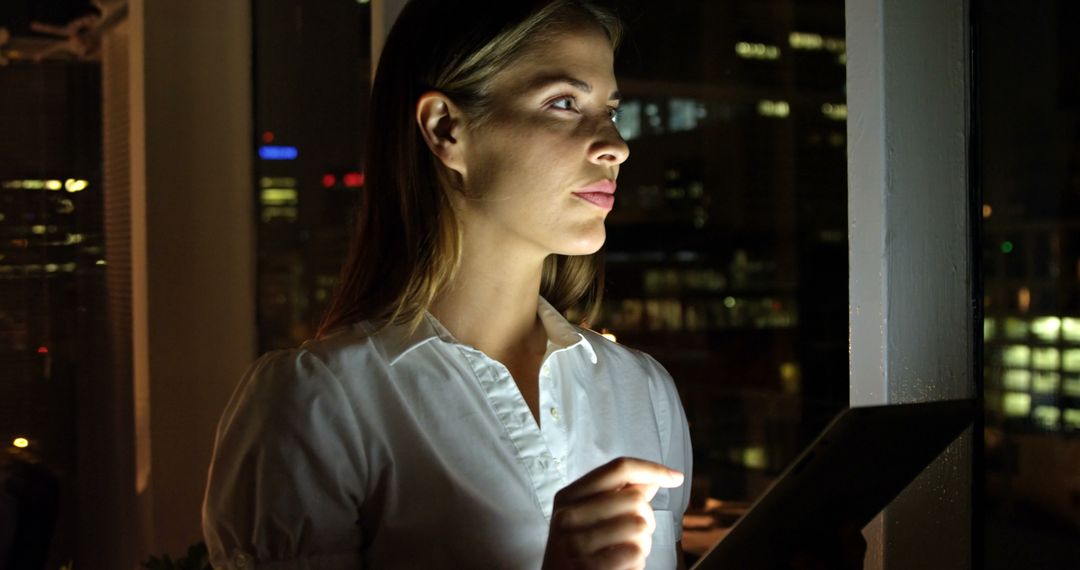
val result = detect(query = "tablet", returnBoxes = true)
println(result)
[690,398,977,569]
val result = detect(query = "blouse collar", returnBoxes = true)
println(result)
[383,296,598,366]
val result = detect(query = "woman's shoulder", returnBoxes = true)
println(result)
[294,320,392,373]
[236,322,395,398]
[219,323,395,428]
[575,326,675,387]
[573,327,687,444]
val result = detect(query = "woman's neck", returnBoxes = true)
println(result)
[429,241,548,364]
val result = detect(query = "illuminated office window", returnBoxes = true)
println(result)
[1001,344,1031,368]
[1002,316,1027,339]
[1030,316,1061,342]
[1002,369,1031,391]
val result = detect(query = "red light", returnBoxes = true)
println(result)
[261,131,275,143]
[321,173,336,188]
[37,346,48,354]
[343,172,365,188]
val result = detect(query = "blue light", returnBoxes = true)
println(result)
[259,145,298,160]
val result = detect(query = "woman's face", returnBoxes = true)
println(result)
[457,25,629,260]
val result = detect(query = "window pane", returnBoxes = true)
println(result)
[0,18,105,567]
[602,1,847,557]
[978,0,1080,564]
[254,0,372,351]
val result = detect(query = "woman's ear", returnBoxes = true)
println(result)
[416,91,467,179]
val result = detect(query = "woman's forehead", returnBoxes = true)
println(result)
[498,29,618,98]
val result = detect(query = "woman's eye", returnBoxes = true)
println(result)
[550,96,578,112]
[609,107,622,123]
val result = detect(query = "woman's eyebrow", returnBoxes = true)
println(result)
[525,74,622,102]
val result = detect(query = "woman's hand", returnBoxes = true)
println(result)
[542,457,685,570]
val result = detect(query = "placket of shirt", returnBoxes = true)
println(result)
[537,344,571,486]
[456,345,567,520]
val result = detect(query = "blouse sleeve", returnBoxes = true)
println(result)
[643,353,694,542]
[202,349,367,569]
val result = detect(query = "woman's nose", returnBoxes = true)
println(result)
[588,121,630,166]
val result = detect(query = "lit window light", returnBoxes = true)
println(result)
[1002,392,1031,417]
[260,188,299,206]
[789,32,824,50]
[45,180,62,191]
[1003,317,1027,339]
[261,206,298,223]
[1032,371,1059,393]
[1002,369,1030,391]
[1017,286,1031,313]
[984,318,996,341]
[1063,318,1080,343]
[668,99,703,132]
[780,362,801,394]
[757,100,790,118]
[742,447,766,469]
[1001,344,1030,368]
[1030,317,1061,342]
[616,100,642,141]
[1032,406,1060,429]
[823,37,846,52]
[65,179,88,192]
[735,42,781,60]
[1064,408,1080,430]
[260,177,297,188]
[13,437,29,448]
[821,103,847,121]
[1064,377,1080,397]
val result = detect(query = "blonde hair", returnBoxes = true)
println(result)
[317,0,623,338]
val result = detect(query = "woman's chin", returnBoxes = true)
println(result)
[555,226,607,256]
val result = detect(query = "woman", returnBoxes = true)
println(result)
[202,0,692,568]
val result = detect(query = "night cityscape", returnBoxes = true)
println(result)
[0,0,1077,568]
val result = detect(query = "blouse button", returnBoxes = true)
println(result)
[549,407,560,421]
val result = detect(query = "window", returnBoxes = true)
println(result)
[978,0,1080,565]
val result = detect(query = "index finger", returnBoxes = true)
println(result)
[558,457,683,504]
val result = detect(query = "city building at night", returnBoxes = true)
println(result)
[0,57,106,567]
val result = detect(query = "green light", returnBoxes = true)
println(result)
[1003,392,1031,417]
[1000,241,1014,254]
[1033,406,1060,429]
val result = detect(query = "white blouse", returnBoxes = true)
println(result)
[202,297,692,569]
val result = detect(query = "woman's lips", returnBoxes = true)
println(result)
[573,191,615,210]
[573,179,616,210]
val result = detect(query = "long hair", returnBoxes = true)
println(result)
[317,0,623,338]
